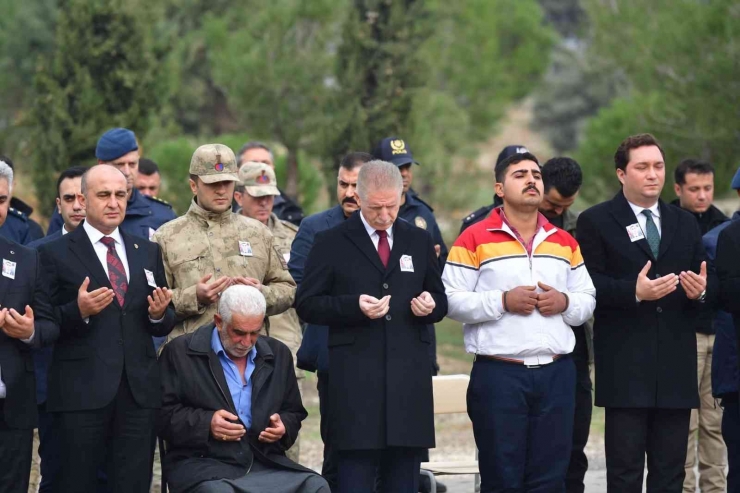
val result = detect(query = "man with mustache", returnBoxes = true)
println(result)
[443,152,596,492]
[288,151,373,490]
[153,144,296,343]
[234,161,304,463]
[47,128,177,241]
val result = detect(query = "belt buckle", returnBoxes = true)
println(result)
[525,364,541,369]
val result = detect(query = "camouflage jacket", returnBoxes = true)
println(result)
[153,200,296,341]
[264,213,303,378]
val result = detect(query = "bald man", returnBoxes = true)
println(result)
[38,165,176,492]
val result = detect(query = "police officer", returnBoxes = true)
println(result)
[47,128,176,240]
[0,155,45,245]
[153,143,296,342]
[459,145,530,234]
[235,160,304,464]
[372,136,447,493]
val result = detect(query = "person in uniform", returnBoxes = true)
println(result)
[235,141,304,226]
[0,155,45,245]
[153,143,296,343]
[235,161,304,464]
[47,128,176,240]
[459,145,531,234]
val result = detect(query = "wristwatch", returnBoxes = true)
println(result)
[697,289,707,303]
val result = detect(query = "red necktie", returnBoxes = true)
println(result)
[376,230,390,268]
[100,236,128,306]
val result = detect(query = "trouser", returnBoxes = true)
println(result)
[317,371,337,491]
[605,407,691,493]
[0,399,33,493]
[722,396,740,493]
[55,373,158,493]
[337,447,422,493]
[467,355,576,492]
[684,333,726,493]
[565,325,593,493]
[37,402,60,492]
[286,377,304,464]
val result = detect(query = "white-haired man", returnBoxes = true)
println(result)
[158,285,329,493]
[296,160,448,493]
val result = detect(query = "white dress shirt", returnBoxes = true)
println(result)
[83,221,130,281]
[359,212,394,250]
[627,200,662,237]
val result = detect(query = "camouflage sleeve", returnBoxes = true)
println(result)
[154,232,204,319]
[261,230,297,317]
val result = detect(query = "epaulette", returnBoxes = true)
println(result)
[144,195,173,208]
[8,207,28,221]
[280,219,300,233]
[462,204,495,224]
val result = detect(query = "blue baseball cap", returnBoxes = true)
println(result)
[372,137,419,167]
[96,128,139,162]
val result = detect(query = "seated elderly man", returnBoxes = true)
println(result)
[158,285,329,493]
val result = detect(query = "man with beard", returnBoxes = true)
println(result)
[288,151,372,489]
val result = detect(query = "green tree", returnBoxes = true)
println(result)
[203,0,343,199]
[28,0,169,209]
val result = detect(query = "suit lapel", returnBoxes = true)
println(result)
[384,219,410,277]
[68,224,113,291]
[344,213,386,274]
[121,231,143,310]
[609,191,655,261]
[657,200,677,259]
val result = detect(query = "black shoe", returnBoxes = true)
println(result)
[418,475,447,493]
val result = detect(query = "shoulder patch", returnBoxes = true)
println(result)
[280,219,299,233]
[462,204,495,224]
[144,195,173,208]
[7,207,27,220]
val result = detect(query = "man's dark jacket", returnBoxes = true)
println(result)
[577,191,711,409]
[670,199,728,236]
[295,212,448,450]
[715,219,740,398]
[158,324,310,493]
[0,237,58,429]
[38,223,175,412]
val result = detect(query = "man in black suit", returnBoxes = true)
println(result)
[296,160,448,493]
[38,165,176,492]
[0,160,58,493]
[577,133,710,493]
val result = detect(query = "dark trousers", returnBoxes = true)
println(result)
[317,371,337,491]
[565,325,593,493]
[0,399,33,493]
[468,355,576,493]
[722,396,740,493]
[605,407,691,493]
[37,403,59,492]
[55,373,157,493]
[337,447,421,493]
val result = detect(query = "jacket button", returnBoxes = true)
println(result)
[383,283,389,289]
[122,311,126,316]
[385,314,392,321]
[656,307,663,313]
[118,339,124,345]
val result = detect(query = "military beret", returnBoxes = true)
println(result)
[96,128,139,162]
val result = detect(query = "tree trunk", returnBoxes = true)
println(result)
[285,146,299,199]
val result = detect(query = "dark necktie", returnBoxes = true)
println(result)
[642,210,660,258]
[100,236,128,306]
[376,230,390,268]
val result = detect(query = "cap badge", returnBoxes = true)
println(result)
[214,152,224,171]
[256,170,270,184]
[390,139,407,155]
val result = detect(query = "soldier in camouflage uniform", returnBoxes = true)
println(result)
[235,161,304,464]
[153,144,296,343]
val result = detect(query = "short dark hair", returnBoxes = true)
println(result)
[138,158,160,176]
[542,157,583,198]
[674,158,714,186]
[495,152,540,183]
[614,133,665,171]
[0,155,14,170]
[237,141,272,165]
[339,152,373,171]
[56,166,88,198]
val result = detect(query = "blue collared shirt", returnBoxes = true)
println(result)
[211,328,257,429]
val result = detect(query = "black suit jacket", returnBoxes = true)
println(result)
[0,237,58,429]
[158,324,310,493]
[295,212,448,450]
[577,191,709,409]
[38,223,175,412]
